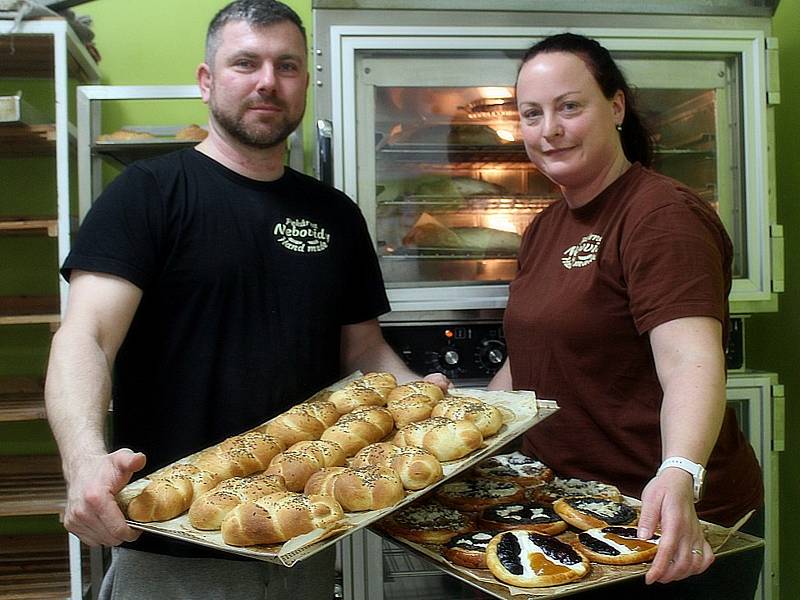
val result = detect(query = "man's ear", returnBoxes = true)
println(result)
[197,63,213,104]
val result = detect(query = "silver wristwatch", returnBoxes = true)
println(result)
[657,456,706,503]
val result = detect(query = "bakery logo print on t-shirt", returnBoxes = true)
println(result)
[274,217,330,253]
[561,233,602,269]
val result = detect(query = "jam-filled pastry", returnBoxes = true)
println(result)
[379,499,475,544]
[441,530,495,569]
[575,526,660,565]
[477,501,568,535]
[435,477,525,512]
[473,451,554,486]
[528,477,621,503]
[486,531,591,587]
[552,496,638,531]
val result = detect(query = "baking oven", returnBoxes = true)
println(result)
[312,2,783,599]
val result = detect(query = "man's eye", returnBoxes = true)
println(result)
[278,62,300,72]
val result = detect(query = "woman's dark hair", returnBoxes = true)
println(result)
[518,33,653,167]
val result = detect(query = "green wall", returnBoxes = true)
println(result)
[749,0,800,598]
[2,0,796,596]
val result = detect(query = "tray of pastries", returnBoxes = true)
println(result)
[115,372,558,566]
[371,451,764,598]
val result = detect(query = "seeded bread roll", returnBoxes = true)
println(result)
[258,400,339,446]
[320,406,394,457]
[328,372,397,413]
[386,381,444,405]
[126,464,221,523]
[192,431,285,480]
[350,443,443,490]
[387,393,439,429]
[393,416,483,462]
[431,396,503,438]
[188,473,286,530]
[265,440,346,491]
[303,467,349,497]
[332,465,405,511]
[221,491,344,546]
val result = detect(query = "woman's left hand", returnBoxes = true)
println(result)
[637,468,715,584]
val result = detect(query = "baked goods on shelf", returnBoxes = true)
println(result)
[175,123,208,141]
[320,406,394,457]
[575,526,660,565]
[486,530,591,588]
[441,530,495,569]
[350,443,443,490]
[126,464,220,523]
[265,439,346,492]
[434,477,525,512]
[477,501,568,535]
[552,496,639,530]
[393,416,483,462]
[473,451,553,486]
[188,473,286,530]
[528,477,621,503]
[380,500,475,544]
[221,491,344,546]
[97,129,156,141]
[401,212,522,252]
[430,396,503,437]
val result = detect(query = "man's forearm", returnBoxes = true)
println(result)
[45,326,112,478]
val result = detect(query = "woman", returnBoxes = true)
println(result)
[489,33,763,597]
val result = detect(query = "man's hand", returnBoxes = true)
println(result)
[422,372,451,393]
[63,448,146,547]
[638,468,714,584]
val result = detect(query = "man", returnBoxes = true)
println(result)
[45,1,445,598]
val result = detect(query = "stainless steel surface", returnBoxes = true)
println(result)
[313,0,779,16]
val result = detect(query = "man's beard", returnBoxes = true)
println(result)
[209,96,304,149]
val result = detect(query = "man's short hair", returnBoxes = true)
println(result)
[205,0,307,65]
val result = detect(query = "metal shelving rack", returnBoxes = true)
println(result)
[0,17,100,600]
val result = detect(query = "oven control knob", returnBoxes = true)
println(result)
[442,349,460,366]
[478,339,506,370]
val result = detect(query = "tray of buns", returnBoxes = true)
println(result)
[370,454,764,598]
[115,372,558,566]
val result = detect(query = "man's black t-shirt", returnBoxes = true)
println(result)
[62,149,390,556]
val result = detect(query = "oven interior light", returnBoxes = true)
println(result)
[494,129,515,142]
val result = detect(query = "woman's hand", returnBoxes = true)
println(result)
[638,468,714,584]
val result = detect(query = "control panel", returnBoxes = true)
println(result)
[381,323,506,382]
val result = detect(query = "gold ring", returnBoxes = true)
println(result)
[691,548,704,556]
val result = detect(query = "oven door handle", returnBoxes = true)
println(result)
[316,119,333,186]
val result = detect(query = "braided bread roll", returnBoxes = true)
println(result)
[126,464,221,522]
[358,372,398,400]
[303,466,348,497]
[304,465,405,511]
[320,406,394,456]
[387,393,439,428]
[393,417,483,462]
[258,400,339,446]
[386,381,444,404]
[431,396,503,437]
[265,439,346,491]
[221,491,344,546]
[188,473,286,530]
[192,431,285,480]
[351,443,443,490]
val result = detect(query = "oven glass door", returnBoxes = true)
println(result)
[348,41,761,310]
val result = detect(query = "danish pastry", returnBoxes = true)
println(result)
[434,477,525,512]
[442,531,495,569]
[380,500,474,544]
[473,451,553,486]
[477,501,568,535]
[575,526,660,565]
[552,496,638,531]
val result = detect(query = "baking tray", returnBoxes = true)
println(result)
[371,504,764,599]
[117,382,559,566]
